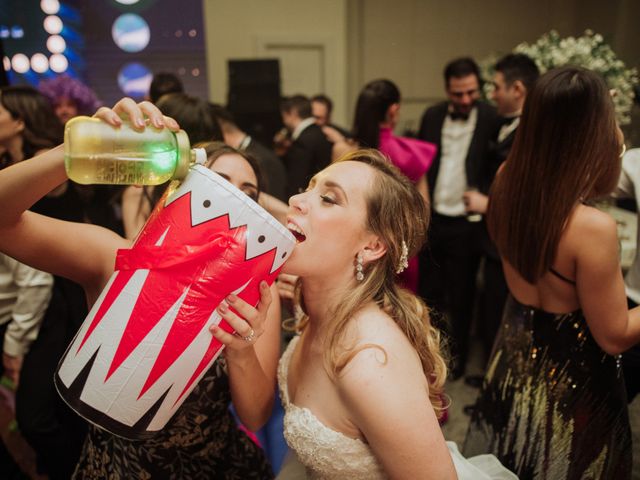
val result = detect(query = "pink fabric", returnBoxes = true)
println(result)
[378,127,436,293]
[378,127,436,183]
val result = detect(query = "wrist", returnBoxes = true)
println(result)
[224,345,257,368]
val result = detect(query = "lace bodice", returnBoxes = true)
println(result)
[278,336,387,479]
[278,336,518,480]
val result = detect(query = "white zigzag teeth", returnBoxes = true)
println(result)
[165,166,295,273]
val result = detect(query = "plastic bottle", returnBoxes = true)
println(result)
[64,116,206,185]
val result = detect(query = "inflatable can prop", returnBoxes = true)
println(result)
[54,165,295,439]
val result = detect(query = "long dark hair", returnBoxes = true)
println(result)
[0,86,63,167]
[488,66,621,283]
[352,79,400,149]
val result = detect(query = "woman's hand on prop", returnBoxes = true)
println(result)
[210,280,273,354]
[93,98,180,131]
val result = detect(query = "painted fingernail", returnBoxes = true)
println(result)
[135,117,145,128]
[226,294,237,303]
[260,281,268,289]
[154,118,164,128]
[218,303,228,313]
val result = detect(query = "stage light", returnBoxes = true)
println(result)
[112,14,150,53]
[117,62,152,98]
[115,0,141,4]
[12,54,30,74]
[44,15,63,35]
[3,57,11,72]
[0,26,8,39]
[11,26,24,39]
[31,53,49,73]
[50,53,68,73]
[47,34,66,53]
[41,0,60,15]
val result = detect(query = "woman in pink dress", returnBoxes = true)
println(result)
[346,79,437,292]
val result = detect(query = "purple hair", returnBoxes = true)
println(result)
[38,74,102,115]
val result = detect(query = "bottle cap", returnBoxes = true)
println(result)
[173,130,192,180]
[192,148,207,166]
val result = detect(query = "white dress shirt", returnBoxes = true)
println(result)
[615,148,640,303]
[0,254,53,357]
[433,107,478,216]
[291,117,316,141]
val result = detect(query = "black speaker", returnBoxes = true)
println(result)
[227,59,282,147]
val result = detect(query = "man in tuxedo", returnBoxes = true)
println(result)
[311,94,351,138]
[462,54,539,387]
[418,57,500,379]
[280,95,332,198]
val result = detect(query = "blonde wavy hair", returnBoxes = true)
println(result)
[292,149,448,418]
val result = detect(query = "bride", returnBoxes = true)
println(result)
[277,148,515,479]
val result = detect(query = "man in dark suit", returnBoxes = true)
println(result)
[462,54,540,373]
[280,95,332,198]
[311,94,351,138]
[418,57,500,379]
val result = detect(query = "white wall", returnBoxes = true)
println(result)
[203,0,349,125]
[203,0,639,135]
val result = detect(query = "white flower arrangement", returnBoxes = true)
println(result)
[481,30,639,125]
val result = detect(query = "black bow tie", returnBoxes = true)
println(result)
[449,111,469,121]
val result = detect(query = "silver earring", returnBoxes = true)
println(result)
[355,252,364,281]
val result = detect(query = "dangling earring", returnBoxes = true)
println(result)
[355,252,364,282]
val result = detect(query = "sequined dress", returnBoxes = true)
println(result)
[73,359,273,479]
[464,296,632,479]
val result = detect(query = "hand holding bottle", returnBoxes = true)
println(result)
[65,99,205,186]
[93,98,180,132]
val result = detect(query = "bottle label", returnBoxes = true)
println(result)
[95,157,146,184]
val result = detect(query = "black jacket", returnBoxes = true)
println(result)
[283,123,332,198]
[418,101,500,197]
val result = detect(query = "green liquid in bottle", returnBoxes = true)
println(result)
[64,117,192,186]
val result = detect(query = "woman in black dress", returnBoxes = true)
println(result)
[463,67,640,479]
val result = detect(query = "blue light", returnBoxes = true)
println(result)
[60,25,81,43]
[0,26,9,38]
[11,26,24,38]
[57,4,81,23]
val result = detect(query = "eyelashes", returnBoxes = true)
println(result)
[320,194,337,205]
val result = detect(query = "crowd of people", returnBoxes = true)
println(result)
[0,51,638,480]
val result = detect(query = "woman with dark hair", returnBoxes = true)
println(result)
[334,79,436,293]
[0,85,89,479]
[464,66,640,478]
[0,99,282,478]
[0,85,63,167]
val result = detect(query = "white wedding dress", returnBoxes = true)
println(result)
[278,336,517,480]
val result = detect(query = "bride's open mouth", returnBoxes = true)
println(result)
[287,222,306,243]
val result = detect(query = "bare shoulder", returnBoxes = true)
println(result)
[568,205,618,246]
[335,304,423,393]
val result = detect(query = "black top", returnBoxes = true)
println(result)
[283,123,332,198]
[245,137,288,202]
[418,101,501,198]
